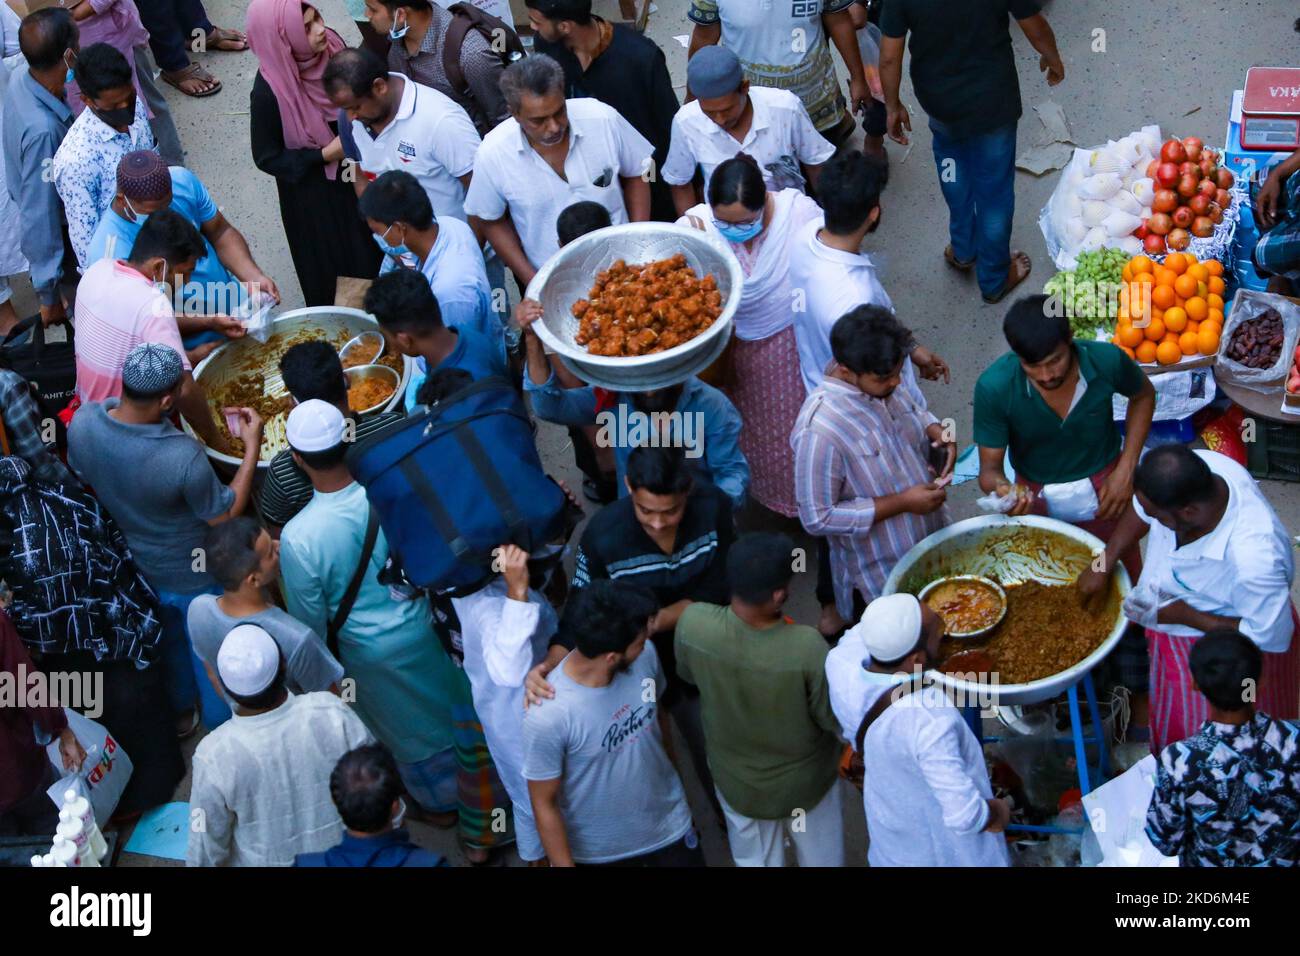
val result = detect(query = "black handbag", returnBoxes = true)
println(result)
[0,315,77,445]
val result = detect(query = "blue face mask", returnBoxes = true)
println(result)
[715,217,763,244]
[373,223,410,258]
[387,13,408,40]
[64,52,75,86]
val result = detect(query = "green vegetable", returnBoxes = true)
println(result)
[1044,248,1127,338]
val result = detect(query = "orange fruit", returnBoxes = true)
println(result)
[1144,318,1166,341]
[1162,307,1187,333]
[1122,264,1133,284]
[1197,281,1208,298]
[1131,255,1155,275]
[1121,345,1137,360]
[1118,324,1144,348]
[1183,251,1198,263]
[1136,340,1159,364]
[1156,340,1182,365]
[1154,266,1177,288]
[1188,263,1209,283]
[1206,259,1224,277]
[1196,325,1220,356]
[1133,271,1154,287]
[1150,285,1176,310]
[1178,330,1200,355]
[1174,274,1198,299]
[1207,293,1225,312]
[1207,276,1225,296]
[1185,297,1208,322]
[1187,319,1200,334]
[1165,253,1188,275]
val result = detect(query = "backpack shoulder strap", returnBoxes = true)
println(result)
[854,675,923,754]
[327,505,380,657]
[442,7,476,95]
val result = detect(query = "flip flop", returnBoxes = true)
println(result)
[205,27,248,52]
[944,245,975,273]
[161,62,222,98]
[982,251,1033,304]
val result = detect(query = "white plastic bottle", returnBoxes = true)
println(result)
[50,834,80,867]
[56,810,99,868]
[42,853,58,867]
[30,854,45,867]
[63,788,108,861]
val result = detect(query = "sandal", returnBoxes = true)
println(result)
[982,250,1032,304]
[161,62,222,98]
[944,244,975,273]
[205,27,248,52]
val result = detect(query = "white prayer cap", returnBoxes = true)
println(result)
[217,624,280,697]
[287,399,345,453]
[851,594,923,663]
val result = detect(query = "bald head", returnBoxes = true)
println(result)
[19,8,77,73]
[1134,444,1215,511]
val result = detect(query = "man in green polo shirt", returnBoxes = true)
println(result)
[974,294,1154,526]
[675,531,845,867]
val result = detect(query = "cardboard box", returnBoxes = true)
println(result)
[1224,88,1296,293]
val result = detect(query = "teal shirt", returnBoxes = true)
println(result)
[973,340,1147,485]
[279,482,461,764]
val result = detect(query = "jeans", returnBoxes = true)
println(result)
[928,119,1018,298]
[134,0,214,73]
[157,586,231,730]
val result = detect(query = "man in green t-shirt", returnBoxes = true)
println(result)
[675,531,845,867]
[974,294,1154,528]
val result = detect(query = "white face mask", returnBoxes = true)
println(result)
[392,797,407,828]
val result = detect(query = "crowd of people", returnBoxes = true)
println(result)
[2,0,1298,870]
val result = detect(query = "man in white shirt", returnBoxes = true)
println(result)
[463,53,653,288]
[186,625,374,867]
[662,45,834,216]
[449,544,557,864]
[1078,445,1300,753]
[826,593,1011,867]
[324,47,480,223]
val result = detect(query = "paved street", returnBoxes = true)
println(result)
[11,0,1291,865]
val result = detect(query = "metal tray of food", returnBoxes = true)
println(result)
[182,307,412,469]
[524,222,744,392]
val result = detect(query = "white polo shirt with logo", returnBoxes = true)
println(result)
[349,73,481,222]
[462,97,655,273]
[661,86,834,193]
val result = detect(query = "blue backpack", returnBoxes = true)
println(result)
[346,377,569,593]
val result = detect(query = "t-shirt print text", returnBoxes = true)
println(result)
[602,702,655,753]
[792,0,820,16]
[398,141,417,164]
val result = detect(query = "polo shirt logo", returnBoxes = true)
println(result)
[397,141,417,163]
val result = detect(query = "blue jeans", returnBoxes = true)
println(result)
[157,586,231,730]
[928,119,1018,298]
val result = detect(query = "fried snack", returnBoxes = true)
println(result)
[573,253,724,357]
[347,376,396,412]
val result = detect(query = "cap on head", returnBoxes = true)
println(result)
[216,624,279,697]
[121,342,183,396]
[854,593,923,663]
[286,398,345,453]
[687,45,743,100]
[117,150,170,202]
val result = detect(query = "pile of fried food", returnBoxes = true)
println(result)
[573,254,723,356]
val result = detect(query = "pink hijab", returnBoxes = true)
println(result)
[247,0,346,178]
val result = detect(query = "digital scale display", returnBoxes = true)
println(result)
[1243,116,1300,148]
[1240,66,1300,151]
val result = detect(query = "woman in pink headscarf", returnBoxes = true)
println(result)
[248,0,380,306]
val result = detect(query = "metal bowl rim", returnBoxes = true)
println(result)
[524,222,744,368]
[882,514,1133,701]
[917,574,1008,640]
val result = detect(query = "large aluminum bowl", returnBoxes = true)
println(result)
[882,515,1132,705]
[184,307,413,470]
[524,222,744,392]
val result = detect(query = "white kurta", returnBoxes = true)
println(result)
[186,692,374,867]
[855,672,1009,868]
[0,3,28,281]
[453,578,558,860]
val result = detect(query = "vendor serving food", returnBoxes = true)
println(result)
[1077,445,1299,754]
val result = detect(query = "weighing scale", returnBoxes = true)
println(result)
[1239,67,1300,151]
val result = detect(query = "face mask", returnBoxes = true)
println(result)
[123,195,141,222]
[152,258,170,292]
[93,93,137,129]
[64,52,76,86]
[715,217,763,244]
[373,223,410,258]
[392,797,407,829]
[387,12,408,40]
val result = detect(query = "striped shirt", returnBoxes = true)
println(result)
[792,375,947,619]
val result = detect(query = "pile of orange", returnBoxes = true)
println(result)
[1112,252,1225,365]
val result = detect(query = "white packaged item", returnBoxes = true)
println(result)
[1102,209,1143,238]
[50,835,80,867]
[1117,235,1143,255]
[1063,217,1088,246]
[1081,200,1111,226]
[46,710,133,827]
[1040,476,1099,521]
[1082,755,1179,867]
[1079,173,1123,200]
[1080,226,1109,252]
[1109,188,1143,217]
[1129,177,1155,207]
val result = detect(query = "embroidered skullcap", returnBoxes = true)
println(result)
[116,150,171,202]
[121,342,184,396]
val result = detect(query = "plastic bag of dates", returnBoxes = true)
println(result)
[1215,290,1300,393]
